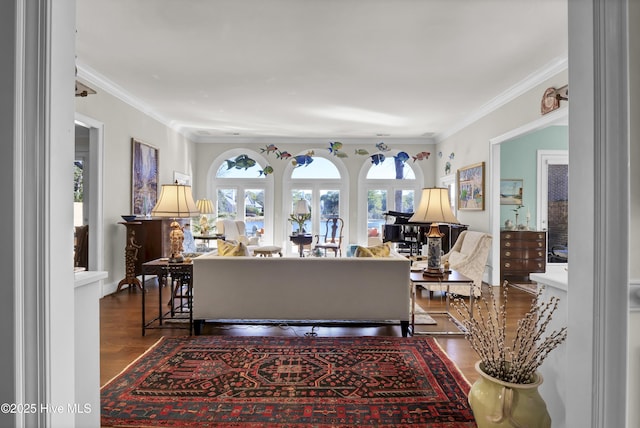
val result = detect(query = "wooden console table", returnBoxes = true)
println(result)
[141,258,193,336]
[117,218,188,292]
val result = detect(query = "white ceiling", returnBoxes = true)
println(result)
[75,0,567,142]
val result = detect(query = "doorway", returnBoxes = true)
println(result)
[537,150,568,263]
[489,108,568,285]
[74,113,105,277]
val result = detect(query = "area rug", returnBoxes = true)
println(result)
[101,336,475,427]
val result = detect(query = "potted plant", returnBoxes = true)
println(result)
[288,212,310,234]
[453,284,567,428]
[288,199,311,234]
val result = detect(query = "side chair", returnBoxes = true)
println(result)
[314,217,344,257]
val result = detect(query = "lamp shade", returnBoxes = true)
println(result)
[409,187,459,224]
[294,199,311,215]
[196,198,214,214]
[151,182,200,218]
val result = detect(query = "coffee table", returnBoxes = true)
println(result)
[409,269,474,335]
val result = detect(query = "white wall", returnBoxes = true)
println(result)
[435,70,569,233]
[75,89,196,294]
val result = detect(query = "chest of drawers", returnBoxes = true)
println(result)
[500,230,547,283]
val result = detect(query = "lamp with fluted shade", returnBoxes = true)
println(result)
[151,181,200,262]
[195,198,214,235]
[409,187,459,275]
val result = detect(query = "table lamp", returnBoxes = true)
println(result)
[195,198,214,235]
[409,187,459,275]
[151,181,200,262]
[290,199,311,233]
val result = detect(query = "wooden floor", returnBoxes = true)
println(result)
[100,279,534,387]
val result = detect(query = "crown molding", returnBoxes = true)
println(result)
[436,56,568,142]
[190,135,436,145]
[76,62,183,135]
[78,56,567,144]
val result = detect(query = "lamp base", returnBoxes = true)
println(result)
[422,267,445,278]
[169,253,184,263]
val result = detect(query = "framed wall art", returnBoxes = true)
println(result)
[457,162,485,210]
[173,171,191,185]
[500,179,523,205]
[131,138,159,216]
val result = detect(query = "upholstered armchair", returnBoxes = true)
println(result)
[413,230,492,297]
[216,219,261,253]
[442,230,492,296]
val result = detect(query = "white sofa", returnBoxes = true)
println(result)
[192,253,411,336]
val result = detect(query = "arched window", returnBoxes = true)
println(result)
[358,151,424,244]
[209,149,274,243]
[283,151,348,255]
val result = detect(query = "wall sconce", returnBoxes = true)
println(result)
[541,85,568,115]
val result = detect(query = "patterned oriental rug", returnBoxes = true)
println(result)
[101,336,476,427]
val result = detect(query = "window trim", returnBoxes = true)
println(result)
[283,150,349,252]
[358,151,425,244]
[208,149,274,244]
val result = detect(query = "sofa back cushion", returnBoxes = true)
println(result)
[354,242,392,257]
[217,239,249,256]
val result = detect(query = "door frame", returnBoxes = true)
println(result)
[489,109,568,286]
[74,113,105,276]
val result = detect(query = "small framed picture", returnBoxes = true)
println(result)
[457,162,485,211]
[500,179,524,205]
[131,138,159,216]
[173,171,191,185]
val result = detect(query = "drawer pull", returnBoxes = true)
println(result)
[538,263,543,268]
[505,251,511,257]
[505,242,511,247]
[538,251,544,257]
[504,262,511,268]
[537,242,543,247]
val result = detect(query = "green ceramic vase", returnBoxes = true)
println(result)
[468,361,551,428]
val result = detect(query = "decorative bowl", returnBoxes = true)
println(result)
[121,215,137,222]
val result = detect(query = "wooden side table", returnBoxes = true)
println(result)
[193,233,225,250]
[289,234,313,257]
[141,258,193,336]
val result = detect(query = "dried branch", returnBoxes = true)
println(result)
[453,283,567,384]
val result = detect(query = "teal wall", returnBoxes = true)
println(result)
[500,125,567,228]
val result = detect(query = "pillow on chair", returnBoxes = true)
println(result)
[217,239,249,256]
[354,242,391,258]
